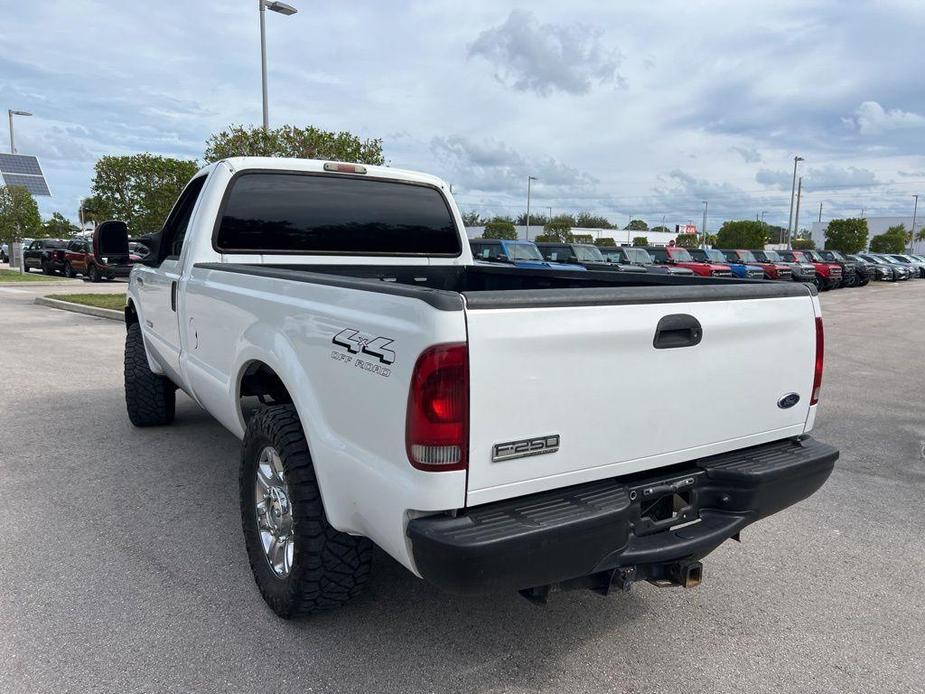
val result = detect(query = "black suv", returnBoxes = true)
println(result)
[596,246,695,275]
[817,249,861,287]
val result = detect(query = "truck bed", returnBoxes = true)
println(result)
[194,262,814,310]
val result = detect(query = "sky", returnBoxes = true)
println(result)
[2,0,924,231]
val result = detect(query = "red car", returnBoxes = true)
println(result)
[778,249,841,290]
[63,236,138,282]
[720,249,792,280]
[645,246,733,277]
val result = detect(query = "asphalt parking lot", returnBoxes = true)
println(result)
[1,282,923,694]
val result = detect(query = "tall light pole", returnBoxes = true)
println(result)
[786,155,804,248]
[911,194,919,252]
[701,201,708,247]
[525,176,537,241]
[791,176,803,249]
[7,109,32,153]
[258,1,297,130]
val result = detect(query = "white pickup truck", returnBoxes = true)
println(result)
[106,157,838,618]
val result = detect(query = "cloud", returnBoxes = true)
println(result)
[430,135,598,209]
[732,146,762,163]
[845,101,925,135]
[468,10,623,96]
[757,165,879,191]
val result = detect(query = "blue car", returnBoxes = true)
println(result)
[689,247,764,279]
[469,239,587,271]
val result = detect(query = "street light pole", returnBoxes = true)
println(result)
[786,155,804,248]
[701,201,708,247]
[792,177,803,249]
[526,176,537,241]
[7,109,32,153]
[258,1,297,130]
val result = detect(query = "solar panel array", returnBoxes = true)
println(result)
[0,153,51,196]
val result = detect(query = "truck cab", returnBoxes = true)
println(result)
[645,246,733,277]
[752,249,815,284]
[469,239,586,271]
[689,248,764,279]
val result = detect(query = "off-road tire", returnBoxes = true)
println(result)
[88,264,101,283]
[124,322,175,426]
[240,405,372,618]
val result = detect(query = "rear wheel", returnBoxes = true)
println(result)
[240,404,372,618]
[88,264,100,283]
[64,262,76,278]
[124,322,176,426]
[41,259,52,275]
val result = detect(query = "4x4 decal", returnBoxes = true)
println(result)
[332,329,396,365]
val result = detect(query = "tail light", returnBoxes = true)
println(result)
[406,343,468,471]
[811,317,824,405]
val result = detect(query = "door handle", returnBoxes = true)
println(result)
[653,314,702,349]
[170,281,177,312]
[136,276,144,286]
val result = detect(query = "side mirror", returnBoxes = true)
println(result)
[497,254,510,262]
[568,256,579,263]
[130,231,163,267]
[93,220,130,259]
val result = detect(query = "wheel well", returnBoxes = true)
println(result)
[239,361,293,424]
[125,299,138,326]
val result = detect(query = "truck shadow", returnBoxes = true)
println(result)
[11,388,661,693]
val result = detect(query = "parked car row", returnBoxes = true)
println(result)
[16,236,138,281]
[469,239,925,291]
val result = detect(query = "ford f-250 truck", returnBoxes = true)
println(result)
[110,157,837,618]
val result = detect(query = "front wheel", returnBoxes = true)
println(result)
[41,259,52,275]
[240,405,372,618]
[812,277,823,292]
[124,322,176,426]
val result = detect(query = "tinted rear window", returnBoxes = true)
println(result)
[44,240,66,249]
[215,172,461,255]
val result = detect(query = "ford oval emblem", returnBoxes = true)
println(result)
[777,392,800,409]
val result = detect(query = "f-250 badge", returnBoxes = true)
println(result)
[331,329,395,379]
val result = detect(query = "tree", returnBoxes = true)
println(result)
[42,212,79,238]
[0,185,42,248]
[869,224,907,253]
[79,195,107,226]
[632,236,649,247]
[542,216,574,242]
[204,124,384,164]
[675,233,699,248]
[916,228,925,243]
[481,217,517,240]
[594,237,616,246]
[91,154,200,233]
[650,225,669,233]
[515,212,549,227]
[461,210,483,227]
[715,220,768,249]
[792,238,816,250]
[576,212,614,229]
[625,219,648,231]
[572,234,594,244]
[824,218,868,254]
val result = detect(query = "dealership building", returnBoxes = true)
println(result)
[810,217,924,254]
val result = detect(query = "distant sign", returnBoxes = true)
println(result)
[675,224,698,235]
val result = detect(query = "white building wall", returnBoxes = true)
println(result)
[811,217,925,254]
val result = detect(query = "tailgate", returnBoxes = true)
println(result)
[463,285,818,505]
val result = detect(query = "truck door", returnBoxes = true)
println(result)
[134,176,207,383]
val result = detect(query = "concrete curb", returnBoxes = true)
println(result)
[0,281,83,287]
[34,296,123,322]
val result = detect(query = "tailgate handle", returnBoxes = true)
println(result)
[653,314,702,349]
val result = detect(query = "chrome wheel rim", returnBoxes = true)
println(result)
[254,445,294,578]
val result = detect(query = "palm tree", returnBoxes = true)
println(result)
[916,228,925,243]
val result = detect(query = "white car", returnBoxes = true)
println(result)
[106,157,838,618]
